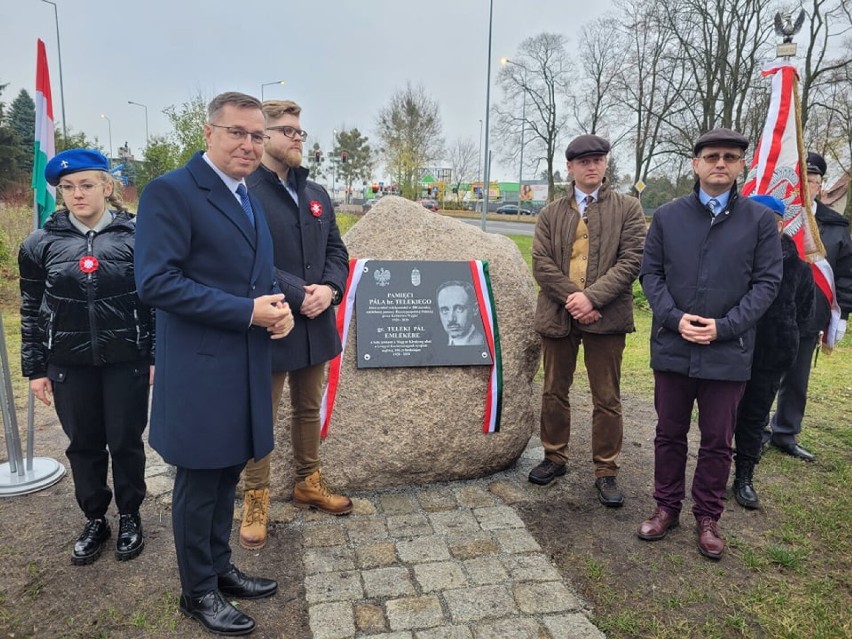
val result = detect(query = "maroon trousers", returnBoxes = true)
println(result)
[652,371,746,521]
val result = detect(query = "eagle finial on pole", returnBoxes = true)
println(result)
[774,8,806,58]
[774,9,806,43]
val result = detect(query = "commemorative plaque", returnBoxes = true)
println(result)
[355,260,494,368]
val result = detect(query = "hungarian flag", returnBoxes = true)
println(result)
[742,61,844,348]
[33,38,56,228]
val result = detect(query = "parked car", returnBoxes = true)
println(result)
[363,197,382,212]
[417,199,439,212]
[495,204,532,215]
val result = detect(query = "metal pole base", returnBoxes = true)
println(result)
[0,457,65,497]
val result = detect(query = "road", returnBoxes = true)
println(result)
[458,217,536,237]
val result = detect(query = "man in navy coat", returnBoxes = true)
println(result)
[637,128,781,560]
[135,92,293,636]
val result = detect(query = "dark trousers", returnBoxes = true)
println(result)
[769,333,819,447]
[540,331,626,476]
[51,360,150,519]
[652,371,745,521]
[734,368,783,464]
[173,463,244,596]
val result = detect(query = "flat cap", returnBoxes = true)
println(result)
[45,149,110,186]
[565,134,610,161]
[693,128,749,156]
[749,194,785,217]
[806,151,826,176]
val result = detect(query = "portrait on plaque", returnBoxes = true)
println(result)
[355,261,494,368]
[436,280,486,346]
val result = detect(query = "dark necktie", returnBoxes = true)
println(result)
[236,183,255,226]
[582,195,594,220]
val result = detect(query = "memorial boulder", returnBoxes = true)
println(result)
[269,197,541,493]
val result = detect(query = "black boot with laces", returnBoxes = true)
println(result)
[72,518,111,565]
[732,460,759,510]
[116,513,144,561]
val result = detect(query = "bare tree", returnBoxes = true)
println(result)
[658,0,775,150]
[571,17,626,140]
[446,138,478,203]
[800,0,852,132]
[493,33,571,201]
[610,0,690,191]
[375,83,444,200]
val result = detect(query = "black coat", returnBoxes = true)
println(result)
[752,234,815,371]
[640,185,782,381]
[808,200,852,332]
[19,210,153,378]
[246,163,349,372]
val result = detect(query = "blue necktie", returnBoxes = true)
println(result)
[706,198,720,216]
[235,183,255,226]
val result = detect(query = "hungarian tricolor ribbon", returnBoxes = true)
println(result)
[319,259,503,437]
[742,61,844,348]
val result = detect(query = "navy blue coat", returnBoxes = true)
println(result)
[134,152,277,469]
[640,186,782,381]
[246,163,348,372]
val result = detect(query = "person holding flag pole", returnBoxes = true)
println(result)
[741,53,852,463]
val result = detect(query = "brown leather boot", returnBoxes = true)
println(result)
[293,470,352,515]
[239,488,269,550]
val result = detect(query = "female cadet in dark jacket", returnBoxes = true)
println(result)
[732,195,815,510]
[19,149,154,565]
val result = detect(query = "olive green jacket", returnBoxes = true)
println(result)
[532,181,646,337]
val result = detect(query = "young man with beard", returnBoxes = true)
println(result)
[529,134,646,508]
[764,152,852,461]
[638,128,782,559]
[239,100,351,551]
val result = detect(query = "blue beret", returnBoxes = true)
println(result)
[45,149,110,186]
[749,194,785,216]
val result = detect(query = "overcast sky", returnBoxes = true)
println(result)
[2,0,614,181]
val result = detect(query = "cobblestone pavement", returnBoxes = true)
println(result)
[144,442,605,639]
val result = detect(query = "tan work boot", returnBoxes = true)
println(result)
[293,470,353,515]
[239,488,269,550]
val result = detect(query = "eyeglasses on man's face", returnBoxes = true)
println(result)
[56,182,101,195]
[266,125,308,141]
[699,152,743,165]
[209,123,270,145]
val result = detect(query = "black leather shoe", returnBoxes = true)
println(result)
[179,590,255,636]
[72,518,111,565]
[528,459,566,485]
[218,567,278,600]
[116,513,144,561]
[595,476,625,507]
[771,441,816,462]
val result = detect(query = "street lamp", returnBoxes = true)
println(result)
[100,114,112,164]
[478,119,483,212]
[127,100,149,148]
[480,0,495,230]
[261,80,286,100]
[501,57,528,208]
[331,129,338,198]
[40,0,67,140]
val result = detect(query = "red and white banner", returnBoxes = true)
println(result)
[742,61,844,348]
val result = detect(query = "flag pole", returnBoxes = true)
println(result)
[0,40,65,497]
